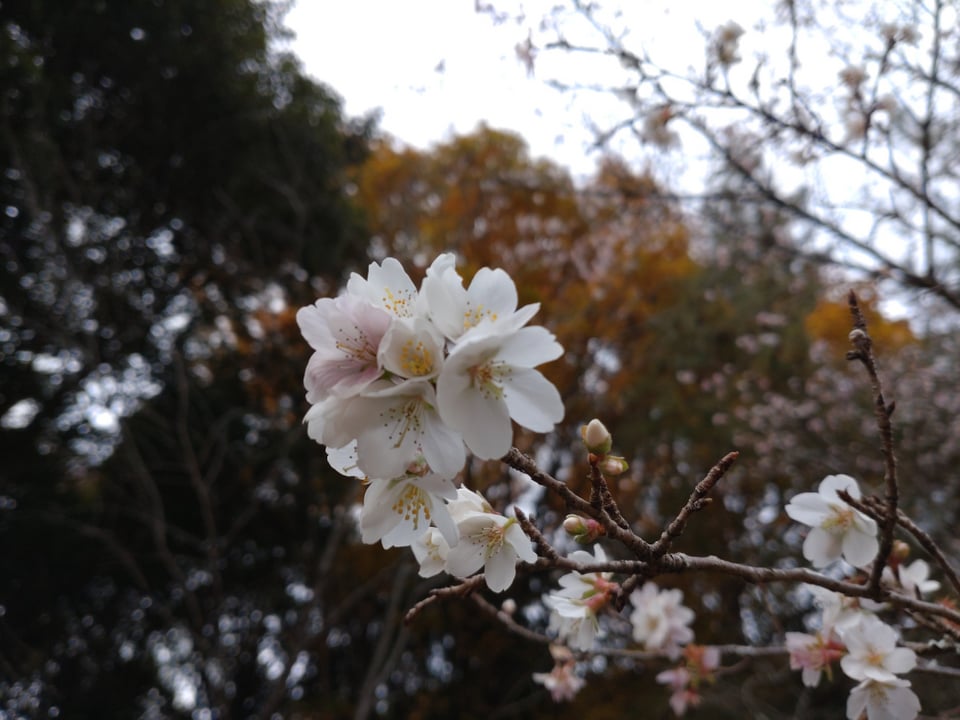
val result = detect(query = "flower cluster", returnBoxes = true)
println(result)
[786,587,921,720]
[784,476,934,720]
[298,255,564,590]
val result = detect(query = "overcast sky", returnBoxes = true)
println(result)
[284,1,604,174]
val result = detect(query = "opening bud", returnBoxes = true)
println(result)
[581,418,613,455]
[562,514,605,544]
[599,455,629,476]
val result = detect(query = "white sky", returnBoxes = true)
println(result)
[285,1,603,174]
[283,2,774,174]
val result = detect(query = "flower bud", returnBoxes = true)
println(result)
[891,539,911,562]
[581,418,613,455]
[599,455,629,476]
[501,598,517,616]
[563,514,605,544]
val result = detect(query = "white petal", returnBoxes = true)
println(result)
[377,316,445,380]
[502,367,564,432]
[884,647,916,675]
[497,325,564,367]
[842,527,879,568]
[505,521,537,563]
[445,539,486,579]
[846,684,869,720]
[785,492,831,526]
[437,365,513,458]
[803,527,843,567]
[820,474,861,501]
[484,546,518,592]
[467,267,518,316]
[419,412,466,478]
[326,442,364,479]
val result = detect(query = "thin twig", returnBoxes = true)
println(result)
[471,595,552,645]
[503,447,654,560]
[514,507,561,562]
[588,455,631,530]
[651,451,738,557]
[846,290,899,593]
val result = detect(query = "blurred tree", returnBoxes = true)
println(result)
[481,0,960,314]
[0,0,374,716]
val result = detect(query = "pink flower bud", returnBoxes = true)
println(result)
[581,419,612,454]
[562,514,605,544]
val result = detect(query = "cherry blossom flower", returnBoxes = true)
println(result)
[846,677,921,720]
[543,545,618,651]
[297,293,391,401]
[411,527,451,578]
[839,615,916,683]
[359,468,459,549]
[807,585,884,632]
[785,628,845,687]
[657,667,699,717]
[377,316,445,381]
[317,380,465,480]
[532,645,585,702]
[421,255,538,341]
[345,257,422,319]
[629,583,695,658]
[883,559,941,598]
[444,492,537,592]
[436,318,564,459]
[657,645,720,717]
[785,474,879,568]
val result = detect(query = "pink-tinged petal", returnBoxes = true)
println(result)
[502,368,564,432]
[484,547,518,592]
[803,527,843,567]
[842,527,879,568]
[296,300,336,350]
[497,325,564,367]
[784,492,830,526]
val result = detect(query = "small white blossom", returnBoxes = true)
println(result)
[411,527,451,578]
[785,628,845,687]
[445,493,536,592]
[359,470,458,549]
[839,615,916,683]
[846,677,920,720]
[883,559,941,598]
[629,583,695,658]
[785,474,878,568]
[543,546,617,651]
[437,318,564,459]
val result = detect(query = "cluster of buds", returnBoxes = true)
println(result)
[580,418,629,474]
